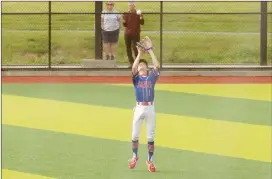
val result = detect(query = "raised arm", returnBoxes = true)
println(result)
[136,36,160,72]
[132,46,142,75]
[144,37,159,71]
[148,49,159,71]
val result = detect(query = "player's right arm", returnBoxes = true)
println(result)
[132,46,142,76]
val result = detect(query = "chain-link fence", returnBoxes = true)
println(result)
[2,1,271,67]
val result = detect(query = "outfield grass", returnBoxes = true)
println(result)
[3,31,271,65]
[2,83,272,179]
[2,1,272,65]
[3,1,272,13]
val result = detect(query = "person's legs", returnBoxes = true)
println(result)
[131,106,144,157]
[110,43,117,60]
[109,29,119,60]
[124,35,134,66]
[145,105,156,172]
[129,105,145,169]
[146,105,156,161]
[102,30,111,60]
[103,43,110,60]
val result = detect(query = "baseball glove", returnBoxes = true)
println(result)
[136,36,153,53]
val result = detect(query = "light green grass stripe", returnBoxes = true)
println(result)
[113,84,272,101]
[4,125,271,179]
[3,94,271,162]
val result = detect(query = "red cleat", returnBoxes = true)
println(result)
[146,160,156,172]
[128,157,139,169]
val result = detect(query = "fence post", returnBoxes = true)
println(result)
[260,1,267,66]
[48,1,52,68]
[159,1,163,69]
[95,1,103,60]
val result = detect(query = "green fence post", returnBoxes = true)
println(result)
[260,1,268,66]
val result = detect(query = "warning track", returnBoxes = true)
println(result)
[2,76,272,84]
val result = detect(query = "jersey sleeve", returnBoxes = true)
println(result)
[149,69,160,83]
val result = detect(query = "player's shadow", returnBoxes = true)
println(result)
[131,169,184,175]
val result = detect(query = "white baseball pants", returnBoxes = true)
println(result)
[131,103,156,142]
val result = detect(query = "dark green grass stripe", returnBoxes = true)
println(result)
[3,125,271,179]
[2,84,272,126]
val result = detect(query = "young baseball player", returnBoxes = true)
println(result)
[128,36,160,172]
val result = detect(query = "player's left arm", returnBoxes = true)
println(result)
[142,36,159,73]
[147,49,160,84]
[148,49,160,76]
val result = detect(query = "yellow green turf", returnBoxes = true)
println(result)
[2,84,271,125]
[113,84,272,101]
[2,84,272,179]
[2,169,54,179]
[3,94,271,162]
[3,125,271,179]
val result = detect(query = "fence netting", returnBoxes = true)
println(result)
[2,1,270,66]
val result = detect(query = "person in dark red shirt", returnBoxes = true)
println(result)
[122,2,144,67]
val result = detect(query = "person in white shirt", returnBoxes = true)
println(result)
[101,1,121,61]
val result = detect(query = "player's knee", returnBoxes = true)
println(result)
[147,131,155,142]
[132,136,139,141]
[147,137,154,142]
[132,134,139,141]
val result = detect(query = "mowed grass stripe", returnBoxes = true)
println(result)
[112,84,272,101]
[3,84,271,126]
[3,94,271,162]
[2,169,54,179]
[3,125,271,179]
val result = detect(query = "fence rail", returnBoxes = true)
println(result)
[2,1,271,70]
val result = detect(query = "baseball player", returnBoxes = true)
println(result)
[128,36,159,172]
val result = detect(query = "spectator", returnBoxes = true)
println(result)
[101,1,121,60]
[122,2,144,67]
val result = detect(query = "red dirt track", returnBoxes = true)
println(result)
[2,76,272,84]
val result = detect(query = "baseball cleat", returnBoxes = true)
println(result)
[146,160,156,172]
[128,156,139,169]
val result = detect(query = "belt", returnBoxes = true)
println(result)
[137,101,153,106]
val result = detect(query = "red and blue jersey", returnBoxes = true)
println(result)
[132,69,160,102]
